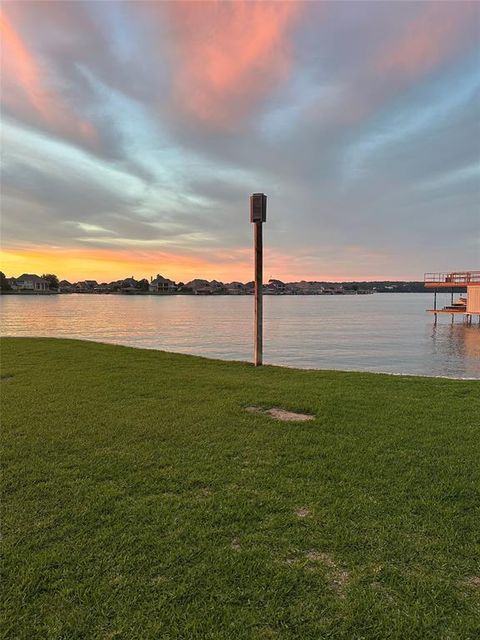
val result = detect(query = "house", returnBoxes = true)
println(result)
[75,280,98,292]
[209,280,225,293]
[184,279,210,293]
[266,279,286,294]
[120,277,138,289]
[287,281,324,295]
[8,274,49,292]
[225,282,246,294]
[149,274,176,293]
[94,283,111,293]
[58,280,74,293]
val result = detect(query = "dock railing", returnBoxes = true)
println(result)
[424,271,480,286]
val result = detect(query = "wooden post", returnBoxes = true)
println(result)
[254,221,263,366]
[250,194,267,367]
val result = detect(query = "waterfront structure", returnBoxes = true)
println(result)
[75,280,98,292]
[58,280,74,293]
[7,274,49,292]
[424,271,480,323]
[225,282,246,294]
[266,279,286,294]
[149,275,176,293]
[184,279,210,293]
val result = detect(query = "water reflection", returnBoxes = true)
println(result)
[430,322,480,377]
[1,294,479,378]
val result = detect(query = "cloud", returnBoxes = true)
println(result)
[377,1,478,80]
[0,9,97,148]
[162,0,303,128]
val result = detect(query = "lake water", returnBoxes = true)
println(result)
[1,293,479,378]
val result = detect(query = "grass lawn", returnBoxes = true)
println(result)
[1,337,480,639]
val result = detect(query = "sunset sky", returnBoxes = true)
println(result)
[1,0,479,283]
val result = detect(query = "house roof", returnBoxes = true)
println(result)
[151,274,175,285]
[16,273,47,282]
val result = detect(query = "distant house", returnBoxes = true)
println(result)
[244,281,255,294]
[184,279,225,295]
[288,281,324,295]
[185,279,210,293]
[72,280,99,293]
[266,279,286,294]
[58,280,74,293]
[209,280,225,293]
[8,274,48,292]
[226,282,245,294]
[94,283,111,293]
[149,274,176,293]
[120,277,138,289]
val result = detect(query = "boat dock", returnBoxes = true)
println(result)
[424,271,480,324]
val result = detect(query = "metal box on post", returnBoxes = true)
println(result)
[250,193,267,223]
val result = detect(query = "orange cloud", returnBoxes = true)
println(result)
[165,0,303,127]
[0,10,97,146]
[378,2,477,80]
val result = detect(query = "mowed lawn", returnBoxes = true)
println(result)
[1,337,479,640]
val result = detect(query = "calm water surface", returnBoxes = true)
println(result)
[1,293,479,378]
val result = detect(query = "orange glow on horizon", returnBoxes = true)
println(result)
[0,246,406,284]
[0,246,225,283]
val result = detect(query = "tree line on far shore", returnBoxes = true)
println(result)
[0,271,431,294]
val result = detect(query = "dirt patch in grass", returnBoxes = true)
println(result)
[311,551,349,595]
[231,538,241,552]
[295,507,310,518]
[245,406,314,422]
[302,551,350,595]
[462,576,480,588]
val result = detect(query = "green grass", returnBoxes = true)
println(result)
[1,337,480,640]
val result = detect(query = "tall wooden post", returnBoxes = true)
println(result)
[250,194,267,367]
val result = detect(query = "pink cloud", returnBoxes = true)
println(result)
[0,9,97,147]
[377,2,478,80]
[163,0,303,128]
[310,2,478,129]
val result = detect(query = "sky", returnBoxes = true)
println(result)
[1,0,479,283]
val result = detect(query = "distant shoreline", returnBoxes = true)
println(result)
[1,290,437,296]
